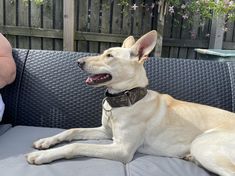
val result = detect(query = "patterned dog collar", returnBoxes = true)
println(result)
[104,87,148,108]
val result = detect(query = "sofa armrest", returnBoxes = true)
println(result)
[1,49,28,125]
[0,124,11,136]
[227,62,235,112]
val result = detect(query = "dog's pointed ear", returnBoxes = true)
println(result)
[131,30,157,63]
[122,36,135,48]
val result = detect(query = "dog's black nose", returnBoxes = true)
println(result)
[77,61,85,70]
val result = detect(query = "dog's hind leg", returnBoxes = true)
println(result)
[33,126,112,150]
[190,129,235,176]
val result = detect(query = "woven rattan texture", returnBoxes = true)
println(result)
[227,62,235,112]
[12,50,234,129]
[146,58,233,112]
[2,49,28,124]
[16,50,103,128]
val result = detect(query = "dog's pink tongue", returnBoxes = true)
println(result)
[86,74,104,84]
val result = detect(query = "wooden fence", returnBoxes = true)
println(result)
[162,10,235,59]
[0,0,165,55]
[0,0,235,59]
[162,10,212,59]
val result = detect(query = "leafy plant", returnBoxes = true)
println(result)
[117,0,235,30]
[24,0,235,32]
[168,0,235,24]
[23,0,44,6]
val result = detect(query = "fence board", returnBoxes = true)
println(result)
[110,0,122,47]
[77,0,89,52]
[223,41,235,49]
[201,19,211,40]
[161,7,172,58]
[89,0,100,53]
[154,0,165,57]
[18,0,30,49]
[142,0,152,34]
[169,13,180,58]
[0,0,3,25]
[63,0,75,51]
[111,0,122,34]
[187,48,196,59]
[133,0,143,36]
[43,0,53,50]
[224,21,234,42]
[178,47,188,59]
[209,16,224,49]
[233,23,235,42]
[54,0,63,50]
[100,0,111,52]
[179,18,189,58]
[30,1,42,49]
[122,0,132,35]
[5,0,17,47]
[0,0,234,59]
[163,38,209,48]
[169,46,179,58]
[162,8,211,59]
[0,25,62,38]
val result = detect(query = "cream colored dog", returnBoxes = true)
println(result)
[27,31,235,176]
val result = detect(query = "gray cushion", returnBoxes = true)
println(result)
[127,154,211,176]
[0,126,125,176]
[0,126,211,176]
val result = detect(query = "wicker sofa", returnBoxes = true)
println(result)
[1,48,235,176]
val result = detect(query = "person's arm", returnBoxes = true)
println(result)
[0,33,16,88]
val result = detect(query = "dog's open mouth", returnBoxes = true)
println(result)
[85,73,112,85]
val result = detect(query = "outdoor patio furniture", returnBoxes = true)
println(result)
[195,49,235,61]
[1,48,234,176]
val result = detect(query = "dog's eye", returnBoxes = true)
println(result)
[106,54,113,58]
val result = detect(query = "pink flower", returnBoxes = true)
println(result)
[156,1,162,6]
[181,4,186,9]
[151,3,155,9]
[224,0,230,5]
[190,31,197,39]
[169,6,174,14]
[182,14,189,19]
[131,4,138,10]
[229,1,234,6]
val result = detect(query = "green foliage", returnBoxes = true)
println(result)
[22,0,44,6]
[24,0,235,30]
[168,0,235,21]
[118,0,129,6]
[117,0,235,32]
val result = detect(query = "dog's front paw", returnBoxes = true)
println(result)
[26,151,51,165]
[33,137,57,150]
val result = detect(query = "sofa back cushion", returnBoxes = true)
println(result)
[2,49,235,129]
[146,57,234,111]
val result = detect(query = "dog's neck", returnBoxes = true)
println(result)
[107,81,148,94]
[107,88,125,94]
[107,67,148,94]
